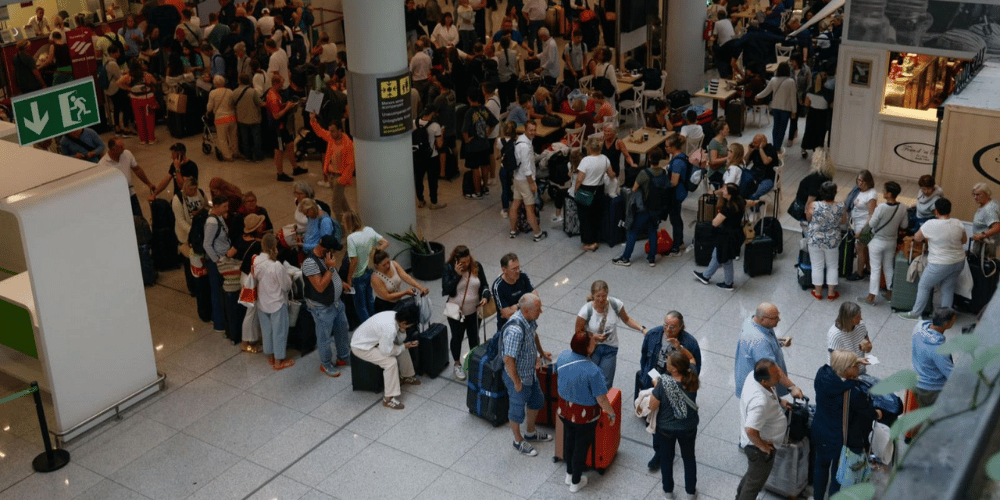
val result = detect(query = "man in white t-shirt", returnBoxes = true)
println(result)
[265,38,290,91]
[257,8,275,39]
[98,136,155,217]
[713,11,735,47]
[737,359,790,500]
[413,106,447,210]
[508,121,546,242]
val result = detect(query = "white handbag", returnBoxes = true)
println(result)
[443,302,463,321]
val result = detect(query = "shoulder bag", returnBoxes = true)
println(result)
[238,255,258,307]
[444,272,471,321]
[857,204,899,246]
[835,390,872,486]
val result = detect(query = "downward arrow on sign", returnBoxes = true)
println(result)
[23,101,48,135]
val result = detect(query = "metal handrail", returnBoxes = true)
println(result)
[50,372,165,447]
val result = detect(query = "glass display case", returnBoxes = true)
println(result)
[882,52,968,120]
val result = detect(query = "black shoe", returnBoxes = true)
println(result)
[532,231,548,242]
[845,273,864,282]
[692,271,710,285]
[276,173,294,182]
[647,457,660,472]
[717,282,735,291]
[292,167,309,176]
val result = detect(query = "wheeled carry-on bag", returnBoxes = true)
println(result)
[553,388,622,473]
[466,339,509,427]
[535,362,559,427]
[694,221,714,267]
[764,437,810,498]
[890,246,931,313]
[743,234,775,277]
[414,323,449,378]
[954,241,998,314]
[600,193,627,247]
[350,352,385,393]
[726,97,746,137]
[698,193,717,223]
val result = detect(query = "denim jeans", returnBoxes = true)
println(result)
[620,211,659,263]
[499,167,514,211]
[655,428,698,495]
[771,109,791,150]
[306,298,350,371]
[813,440,842,499]
[911,260,965,315]
[205,259,226,331]
[257,305,290,359]
[238,122,263,161]
[748,178,775,201]
[703,248,734,285]
[590,343,618,391]
[352,268,375,323]
[502,371,544,424]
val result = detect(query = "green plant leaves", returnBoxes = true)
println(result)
[970,346,1000,374]
[831,483,875,500]
[986,451,1000,481]
[870,370,919,395]
[937,335,979,356]
[889,406,936,440]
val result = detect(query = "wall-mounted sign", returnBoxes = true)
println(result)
[973,141,1000,186]
[894,142,936,164]
[377,73,412,137]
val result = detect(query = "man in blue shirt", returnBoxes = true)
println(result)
[203,43,225,81]
[60,127,105,163]
[501,293,553,456]
[911,308,957,407]
[491,253,536,331]
[664,135,689,256]
[734,302,805,400]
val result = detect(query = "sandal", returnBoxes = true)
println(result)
[510,230,518,238]
[241,344,261,353]
[811,290,823,300]
[828,291,841,301]
[273,359,296,371]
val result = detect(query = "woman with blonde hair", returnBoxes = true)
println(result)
[721,143,746,186]
[574,280,646,390]
[206,74,237,161]
[801,72,832,158]
[343,211,390,323]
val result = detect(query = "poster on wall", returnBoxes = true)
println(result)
[845,0,1000,60]
[376,73,412,137]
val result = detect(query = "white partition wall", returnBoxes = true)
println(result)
[0,142,161,443]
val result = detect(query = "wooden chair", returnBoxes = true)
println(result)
[564,125,586,150]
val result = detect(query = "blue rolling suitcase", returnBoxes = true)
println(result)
[466,334,509,427]
[600,192,627,247]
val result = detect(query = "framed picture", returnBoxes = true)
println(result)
[850,59,872,88]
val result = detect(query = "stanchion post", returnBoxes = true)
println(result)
[30,381,70,473]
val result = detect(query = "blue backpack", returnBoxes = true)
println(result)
[737,166,758,199]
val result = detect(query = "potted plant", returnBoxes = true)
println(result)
[387,226,445,281]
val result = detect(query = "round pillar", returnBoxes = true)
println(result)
[665,0,706,93]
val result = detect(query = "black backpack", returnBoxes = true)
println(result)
[547,152,570,186]
[644,168,671,214]
[500,138,517,172]
[104,34,126,63]
[593,65,616,99]
[412,121,432,158]
[188,210,221,255]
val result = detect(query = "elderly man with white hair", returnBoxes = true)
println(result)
[534,27,560,87]
[206,74,238,161]
[733,302,805,400]
[501,293,554,457]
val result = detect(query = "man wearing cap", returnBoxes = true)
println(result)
[13,39,46,94]
[413,106,447,210]
[303,234,351,377]
[151,142,200,201]
[98,136,155,217]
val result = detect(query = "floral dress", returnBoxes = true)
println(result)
[808,201,846,250]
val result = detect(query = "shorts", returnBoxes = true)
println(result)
[502,371,544,424]
[275,127,293,150]
[512,178,535,203]
[464,149,490,169]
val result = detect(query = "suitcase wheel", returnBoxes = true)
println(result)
[202,142,212,155]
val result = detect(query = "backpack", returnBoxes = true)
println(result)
[412,121,432,158]
[547,152,570,186]
[188,210,221,255]
[592,65,616,99]
[499,138,517,172]
[96,61,111,89]
[737,166,758,199]
[104,34,126,62]
[677,153,703,192]
[643,168,671,214]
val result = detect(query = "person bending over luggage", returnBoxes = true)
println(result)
[575,280,646,391]
[441,245,489,381]
[501,293,553,456]
[693,183,746,290]
[743,134,778,209]
[350,303,423,410]
[372,249,429,314]
[812,350,882,497]
[806,181,847,300]
[648,351,700,500]
[556,331,616,493]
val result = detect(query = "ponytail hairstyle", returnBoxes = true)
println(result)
[586,280,609,302]
[669,350,699,392]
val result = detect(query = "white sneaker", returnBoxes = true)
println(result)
[551,215,563,222]
[501,210,508,219]
[569,475,588,493]
[453,365,466,381]
[565,473,572,485]
[317,180,331,188]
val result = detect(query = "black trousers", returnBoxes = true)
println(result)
[447,314,479,362]
[562,417,599,484]
[578,186,603,245]
[414,154,441,204]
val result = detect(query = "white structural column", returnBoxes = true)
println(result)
[665,0,705,93]
[342,0,416,254]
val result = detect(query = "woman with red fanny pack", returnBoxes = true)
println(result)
[556,331,616,493]
[117,60,160,144]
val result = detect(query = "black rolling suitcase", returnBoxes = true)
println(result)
[726,97,746,137]
[600,193,627,247]
[134,216,157,286]
[150,199,180,270]
[462,170,476,197]
[287,302,317,356]
[466,334,509,427]
[796,249,813,290]
[350,352,386,392]
[744,234,775,277]
[414,323,449,378]
[694,221,714,267]
[955,242,999,314]
[839,233,856,277]
[754,216,783,255]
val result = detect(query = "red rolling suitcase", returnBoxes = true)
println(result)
[536,363,559,427]
[553,388,622,473]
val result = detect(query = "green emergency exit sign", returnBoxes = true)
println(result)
[11,78,101,147]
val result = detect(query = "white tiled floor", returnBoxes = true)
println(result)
[0,108,973,500]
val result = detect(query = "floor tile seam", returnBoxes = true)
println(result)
[70,423,182,478]
[238,398,381,500]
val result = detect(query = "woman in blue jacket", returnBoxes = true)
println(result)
[813,350,883,497]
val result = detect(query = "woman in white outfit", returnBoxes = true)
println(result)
[254,234,294,370]
[859,181,908,305]
[848,170,878,281]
